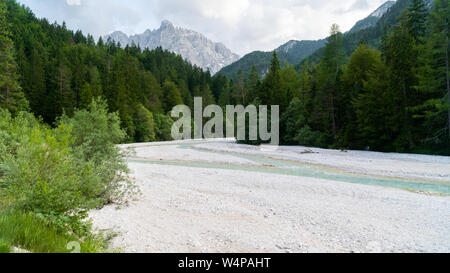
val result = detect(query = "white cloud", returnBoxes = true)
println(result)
[66,0,81,6]
[17,0,390,55]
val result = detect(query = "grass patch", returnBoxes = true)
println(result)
[0,239,11,253]
[0,210,107,253]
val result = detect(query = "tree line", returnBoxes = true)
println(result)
[0,0,448,155]
[0,0,227,143]
[230,0,449,155]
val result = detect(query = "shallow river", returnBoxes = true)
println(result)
[127,142,450,195]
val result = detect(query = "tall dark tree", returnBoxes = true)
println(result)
[414,0,450,145]
[313,24,344,140]
[0,0,27,113]
[407,0,429,40]
[383,15,417,150]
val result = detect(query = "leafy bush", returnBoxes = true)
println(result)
[0,98,136,238]
[58,98,135,205]
[154,113,174,141]
[0,111,101,234]
[294,125,327,148]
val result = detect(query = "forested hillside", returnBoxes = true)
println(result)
[1,0,448,155]
[218,39,326,80]
[2,0,229,142]
[219,1,408,80]
[231,0,450,154]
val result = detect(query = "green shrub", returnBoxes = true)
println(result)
[1,98,136,237]
[0,210,106,253]
[134,104,156,143]
[154,113,174,141]
[294,125,327,148]
[0,114,101,234]
[58,98,135,205]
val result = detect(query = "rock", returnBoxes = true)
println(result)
[104,20,240,74]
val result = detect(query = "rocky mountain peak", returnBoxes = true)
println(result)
[104,21,239,74]
[348,1,396,33]
[160,19,175,30]
[369,1,396,18]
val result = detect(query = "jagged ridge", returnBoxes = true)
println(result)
[105,20,240,74]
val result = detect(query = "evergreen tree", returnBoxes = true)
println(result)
[134,104,156,143]
[246,66,261,104]
[260,52,286,109]
[0,0,27,113]
[341,43,383,148]
[414,0,450,145]
[313,24,344,140]
[407,0,429,40]
[354,60,401,151]
[232,70,247,105]
[162,80,183,112]
[383,14,417,150]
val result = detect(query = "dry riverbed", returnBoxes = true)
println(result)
[90,139,450,253]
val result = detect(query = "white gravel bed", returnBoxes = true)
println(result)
[194,142,450,182]
[91,140,450,253]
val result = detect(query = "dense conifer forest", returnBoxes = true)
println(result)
[1,0,449,154]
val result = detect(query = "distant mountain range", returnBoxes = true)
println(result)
[104,0,432,79]
[218,39,327,80]
[218,0,398,79]
[104,20,240,74]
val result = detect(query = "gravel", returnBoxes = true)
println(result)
[90,140,450,253]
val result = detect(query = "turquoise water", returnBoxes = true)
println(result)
[128,143,450,195]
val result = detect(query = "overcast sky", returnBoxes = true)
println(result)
[17,0,390,56]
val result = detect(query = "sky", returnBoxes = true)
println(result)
[17,0,390,56]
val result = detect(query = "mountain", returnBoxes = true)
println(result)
[104,20,240,74]
[348,1,396,33]
[218,39,326,80]
[301,0,435,67]
[219,1,398,80]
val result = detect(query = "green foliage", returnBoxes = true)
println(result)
[0,210,106,253]
[2,0,448,156]
[0,98,136,239]
[0,1,27,113]
[218,40,326,81]
[0,238,11,253]
[294,125,326,148]
[134,104,156,143]
[413,0,450,145]
[155,113,174,141]
[281,97,307,144]
[162,80,183,112]
[4,0,231,141]
[407,0,428,40]
[57,98,133,205]
[341,43,384,148]
[0,110,99,234]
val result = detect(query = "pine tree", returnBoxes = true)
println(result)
[232,70,247,105]
[407,0,429,40]
[383,14,417,150]
[315,24,344,140]
[341,43,383,148]
[162,80,183,112]
[414,0,450,144]
[260,52,285,109]
[0,1,27,113]
[246,66,260,104]
[298,62,312,104]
